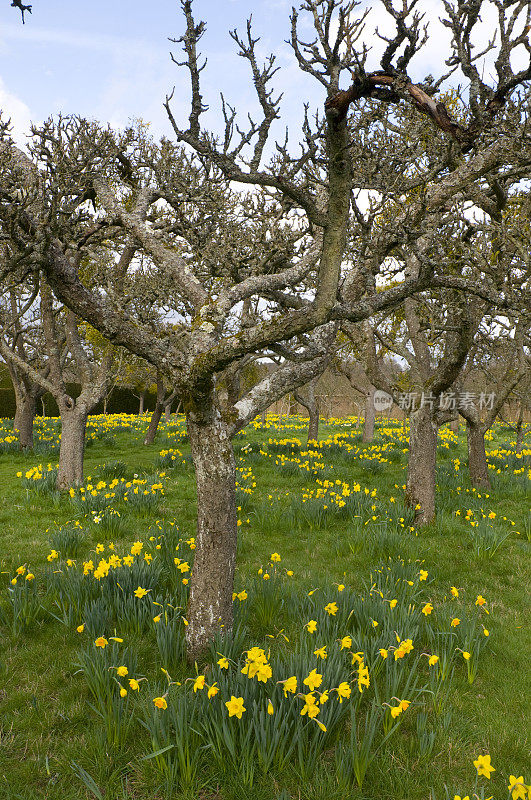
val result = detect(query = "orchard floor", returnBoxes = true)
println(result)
[0,414,529,800]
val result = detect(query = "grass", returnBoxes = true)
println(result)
[0,413,529,800]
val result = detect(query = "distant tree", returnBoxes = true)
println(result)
[0,283,46,447]
[0,276,118,486]
[457,315,529,488]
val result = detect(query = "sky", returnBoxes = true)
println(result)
[0,0,528,151]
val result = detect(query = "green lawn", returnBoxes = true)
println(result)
[0,414,529,800]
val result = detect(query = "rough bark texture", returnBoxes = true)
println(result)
[307,409,319,444]
[185,403,237,661]
[13,392,37,449]
[362,387,376,442]
[295,378,320,444]
[405,406,437,526]
[466,420,491,489]
[57,408,88,490]
[143,404,163,445]
[144,373,165,445]
[164,403,171,423]
[515,403,524,454]
[138,391,145,415]
[450,417,459,434]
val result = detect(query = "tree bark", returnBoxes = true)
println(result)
[295,379,320,444]
[466,419,491,489]
[515,403,524,454]
[307,404,319,444]
[13,392,38,449]
[143,403,163,445]
[405,405,437,526]
[362,387,376,442]
[57,408,88,490]
[450,417,459,434]
[185,403,237,662]
[164,402,171,423]
[138,391,145,415]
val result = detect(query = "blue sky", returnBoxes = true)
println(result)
[0,0,321,146]
[0,1,527,150]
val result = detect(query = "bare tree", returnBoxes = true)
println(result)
[143,369,179,445]
[0,284,45,447]
[457,315,530,487]
[0,277,116,488]
[1,0,530,656]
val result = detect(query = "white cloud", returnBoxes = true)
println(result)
[0,77,32,146]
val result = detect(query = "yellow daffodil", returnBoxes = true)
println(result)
[225,696,246,718]
[473,754,495,779]
[336,682,351,703]
[303,669,323,691]
[508,776,527,800]
[281,676,297,696]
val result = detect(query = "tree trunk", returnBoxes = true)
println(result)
[307,406,319,444]
[57,408,88,491]
[13,399,22,433]
[515,403,524,455]
[405,405,437,526]
[450,417,459,434]
[466,420,491,489]
[138,391,145,415]
[186,404,237,661]
[143,403,163,445]
[296,379,320,445]
[14,394,37,449]
[362,387,376,442]
[164,402,171,423]
[260,409,266,426]
[288,393,297,417]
